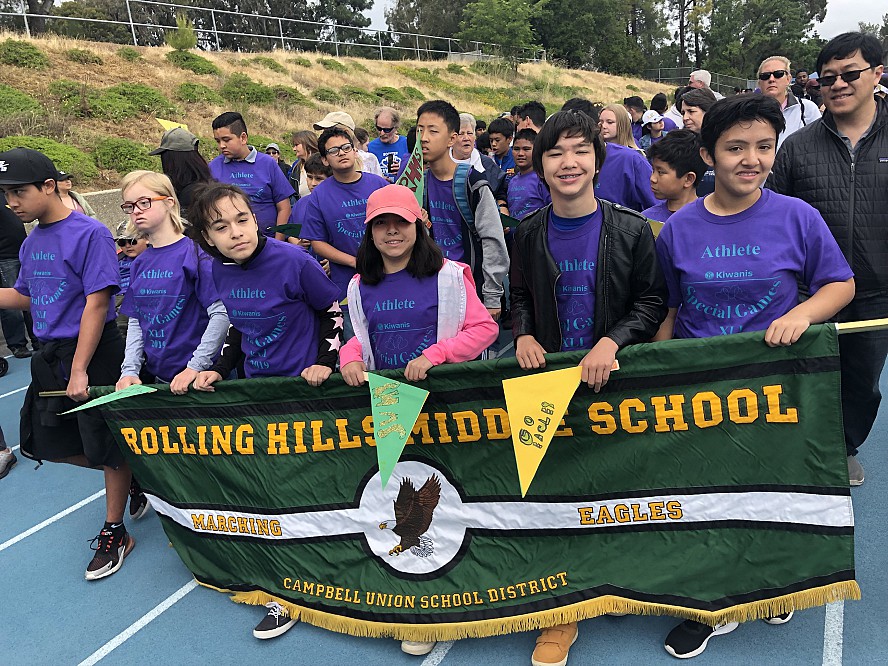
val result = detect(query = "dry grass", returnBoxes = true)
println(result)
[0,31,670,190]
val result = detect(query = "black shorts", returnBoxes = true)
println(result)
[21,322,125,467]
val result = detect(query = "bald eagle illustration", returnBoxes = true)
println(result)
[379,475,441,557]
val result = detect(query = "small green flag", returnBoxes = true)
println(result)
[500,213,520,229]
[272,223,302,238]
[368,373,429,489]
[61,384,158,414]
[395,129,424,208]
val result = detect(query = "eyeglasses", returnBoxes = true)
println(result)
[758,70,788,81]
[120,196,167,214]
[116,238,140,247]
[324,143,354,157]
[375,126,396,133]
[818,66,876,87]
[266,149,279,155]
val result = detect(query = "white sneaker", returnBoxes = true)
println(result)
[401,640,436,656]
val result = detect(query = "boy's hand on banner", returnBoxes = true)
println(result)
[116,375,142,391]
[580,337,619,392]
[404,354,433,381]
[342,361,368,386]
[192,370,223,392]
[516,335,548,369]
[171,368,200,395]
[67,368,90,401]
[301,364,332,387]
[764,314,810,347]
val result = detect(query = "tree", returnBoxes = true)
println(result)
[165,12,197,51]
[457,0,536,67]
[48,0,132,43]
[859,14,888,54]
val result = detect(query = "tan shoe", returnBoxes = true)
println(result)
[532,622,578,666]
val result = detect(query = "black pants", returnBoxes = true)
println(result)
[837,291,888,456]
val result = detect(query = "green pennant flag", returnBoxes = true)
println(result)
[368,373,429,489]
[272,223,302,238]
[395,129,424,208]
[501,213,520,229]
[61,384,157,414]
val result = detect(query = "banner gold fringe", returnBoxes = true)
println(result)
[207,580,860,642]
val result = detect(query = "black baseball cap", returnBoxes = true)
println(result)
[0,148,60,186]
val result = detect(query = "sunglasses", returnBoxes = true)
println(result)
[818,66,876,88]
[324,143,354,157]
[758,70,788,81]
[375,126,396,133]
[116,238,140,247]
[120,196,167,214]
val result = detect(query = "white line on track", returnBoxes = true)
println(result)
[0,385,27,399]
[0,489,105,553]
[421,640,454,666]
[822,600,844,665]
[78,579,199,665]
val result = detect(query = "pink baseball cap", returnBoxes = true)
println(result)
[365,184,422,224]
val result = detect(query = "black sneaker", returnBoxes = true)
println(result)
[10,346,31,359]
[762,611,794,625]
[664,619,739,659]
[0,450,16,480]
[253,602,297,639]
[85,528,135,580]
[129,478,150,520]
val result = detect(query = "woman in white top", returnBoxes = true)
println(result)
[758,55,822,148]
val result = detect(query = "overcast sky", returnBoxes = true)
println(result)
[365,0,885,46]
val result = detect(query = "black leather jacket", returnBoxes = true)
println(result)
[510,200,668,352]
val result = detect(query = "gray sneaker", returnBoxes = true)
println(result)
[0,450,16,480]
[847,456,864,487]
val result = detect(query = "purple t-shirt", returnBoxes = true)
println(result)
[596,143,657,213]
[548,208,603,351]
[507,171,551,220]
[118,254,136,293]
[120,238,220,381]
[641,200,675,223]
[359,269,439,370]
[209,149,295,235]
[656,189,854,339]
[212,238,340,378]
[300,173,389,301]
[15,211,118,341]
[426,172,465,261]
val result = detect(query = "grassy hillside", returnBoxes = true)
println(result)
[0,32,670,191]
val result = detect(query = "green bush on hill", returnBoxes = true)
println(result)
[117,46,142,62]
[317,58,347,73]
[446,63,465,74]
[348,60,370,74]
[94,137,160,173]
[373,86,407,104]
[176,82,223,104]
[0,39,50,69]
[0,135,97,180]
[312,87,340,103]
[66,48,104,65]
[220,73,274,106]
[0,84,42,115]
[165,50,219,76]
[271,85,312,107]
[402,86,425,101]
[291,56,311,67]
[340,84,377,105]
[106,83,176,116]
[251,56,286,74]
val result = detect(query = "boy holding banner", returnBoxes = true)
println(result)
[653,94,854,658]
[509,111,668,665]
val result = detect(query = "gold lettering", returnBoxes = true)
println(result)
[763,384,799,423]
[310,420,332,451]
[335,418,361,449]
[372,382,399,406]
[235,425,254,454]
[483,408,511,439]
[620,398,648,433]
[692,391,723,428]
[666,500,683,519]
[140,427,159,454]
[267,422,289,454]
[177,426,196,455]
[159,425,178,454]
[651,395,689,432]
[210,425,233,455]
[120,428,140,454]
[452,410,481,442]
[588,403,617,434]
[727,388,759,424]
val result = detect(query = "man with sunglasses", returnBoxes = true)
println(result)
[769,31,887,487]
[758,55,821,148]
[368,107,408,183]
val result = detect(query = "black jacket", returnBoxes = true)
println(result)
[768,97,888,293]
[510,200,668,353]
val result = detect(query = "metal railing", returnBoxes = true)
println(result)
[645,67,756,95]
[0,1,544,63]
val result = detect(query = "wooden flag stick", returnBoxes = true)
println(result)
[836,318,888,334]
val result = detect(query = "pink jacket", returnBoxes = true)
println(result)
[340,259,499,370]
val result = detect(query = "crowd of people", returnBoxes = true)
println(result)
[0,29,885,666]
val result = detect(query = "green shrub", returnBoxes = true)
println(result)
[94,137,160,173]
[625,84,639,92]
[165,13,198,51]
[468,59,510,77]
[117,46,142,62]
[271,85,312,107]
[291,56,311,68]
[312,87,340,103]
[446,63,465,74]
[176,82,223,104]
[251,56,286,74]
[0,135,97,180]
[65,48,103,65]
[0,39,50,70]
[317,57,347,73]
[220,73,274,105]
[373,86,407,104]
[106,83,176,116]
[348,59,369,73]
[0,84,41,115]
[394,65,460,95]
[339,84,376,104]
[402,86,425,101]
[165,50,219,75]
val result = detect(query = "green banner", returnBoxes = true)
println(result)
[98,325,858,640]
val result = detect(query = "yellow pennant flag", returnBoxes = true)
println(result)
[157,118,188,131]
[502,366,583,497]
